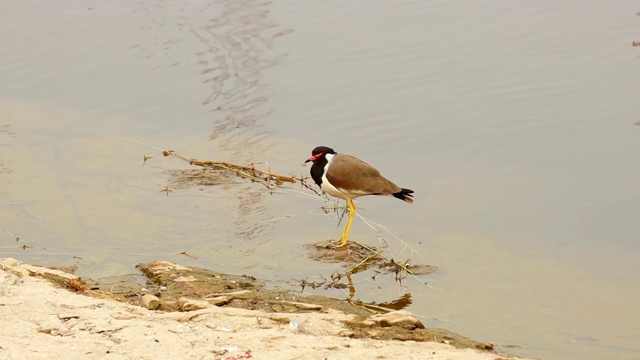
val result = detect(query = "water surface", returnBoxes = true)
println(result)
[1,2,639,359]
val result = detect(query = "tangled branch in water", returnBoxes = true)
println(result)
[161,149,319,193]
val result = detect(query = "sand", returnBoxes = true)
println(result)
[0,259,534,360]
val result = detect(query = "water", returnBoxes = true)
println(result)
[1,1,639,359]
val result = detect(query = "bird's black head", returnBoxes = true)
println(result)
[305,146,336,163]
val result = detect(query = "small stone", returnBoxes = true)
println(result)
[141,294,161,310]
[205,295,232,306]
[361,310,425,330]
[178,297,212,311]
[23,264,80,284]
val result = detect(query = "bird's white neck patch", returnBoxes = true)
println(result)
[324,153,335,164]
[322,153,336,179]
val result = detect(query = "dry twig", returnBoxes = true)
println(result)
[162,149,317,192]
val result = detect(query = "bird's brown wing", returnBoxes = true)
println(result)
[326,153,401,195]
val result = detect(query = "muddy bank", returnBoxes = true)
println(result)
[0,258,534,359]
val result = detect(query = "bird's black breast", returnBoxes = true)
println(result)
[310,158,327,187]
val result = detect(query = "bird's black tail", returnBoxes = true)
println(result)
[393,188,414,203]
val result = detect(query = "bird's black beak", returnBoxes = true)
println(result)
[304,158,311,163]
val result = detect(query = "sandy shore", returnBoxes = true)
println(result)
[0,259,534,360]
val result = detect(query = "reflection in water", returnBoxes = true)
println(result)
[342,273,413,312]
[135,0,294,244]
[375,293,413,311]
[194,1,292,243]
[193,0,290,148]
[196,1,292,243]
[299,242,435,312]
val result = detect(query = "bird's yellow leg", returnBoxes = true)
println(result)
[333,199,356,248]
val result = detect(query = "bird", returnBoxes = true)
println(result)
[305,146,414,247]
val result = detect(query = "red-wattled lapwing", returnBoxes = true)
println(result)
[305,146,414,247]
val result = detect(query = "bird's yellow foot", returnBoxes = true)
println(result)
[331,237,349,248]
